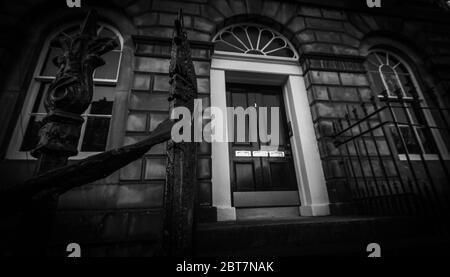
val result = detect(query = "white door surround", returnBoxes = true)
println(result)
[210,54,330,221]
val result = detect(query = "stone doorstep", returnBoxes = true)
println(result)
[194,216,447,256]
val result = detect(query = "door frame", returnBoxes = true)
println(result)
[226,83,300,207]
[210,53,330,221]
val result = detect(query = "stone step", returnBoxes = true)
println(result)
[194,216,449,257]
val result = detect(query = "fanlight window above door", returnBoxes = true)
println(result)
[213,24,299,61]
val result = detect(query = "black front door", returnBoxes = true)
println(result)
[227,83,300,207]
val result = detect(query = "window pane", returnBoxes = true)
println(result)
[92,85,115,102]
[80,99,113,152]
[390,126,421,154]
[40,47,62,77]
[416,127,438,154]
[369,72,385,95]
[149,113,168,131]
[144,158,167,180]
[393,106,409,124]
[20,82,49,151]
[20,115,44,151]
[398,74,416,97]
[233,26,251,49]
[214,25,296,59]
[94,51,120,80]
[98,26,121,49]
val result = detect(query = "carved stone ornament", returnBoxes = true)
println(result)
[31,10,117,173]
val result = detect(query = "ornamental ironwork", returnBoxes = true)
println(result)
[213,24,298,60]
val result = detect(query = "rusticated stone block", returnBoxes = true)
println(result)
[315,31,341,43]
[194,17,216,33]
[200,4,225,23]
[58,183,165,210]
[138,27,174,38]
[149,112,168,131]
[125,0,152,16]
[127,211,163,239]
[102,213,129,240]
[152,0,200,15]
[311,85,329,101]
[328,87,359,102]
[132,72,151,90]
[120,159,143,180]
[339,73,370,87]
[193,61,211,76]
[275,2,297,25]
[301,43,333,54]
[188,30,212,41]
[326,180,353,203]
[147,142,167,155]
[323,159,346,179]
[287,17,306,33]
[133,12,158,27]
[344,22,365,39]
[135,57,170,73]
[316,119,335,137]
[340,33,361,48]
[359,87,373,101]
[197,78,210,94]
[309,71,340,85]
[144,157,166,180]
[314,102,348,118]
[296,30,316,43]
[153,75,170,91]
[319,138,341,156]
[246,0,262,14]
[210,0,234,17]
[159,13,182,27]
[228,0,246,15]
[332,45,359,56]
[129,92,169,111]
[298,6,321,17]
[321,9,347,21]
[305,18,344,32]
[126,113,147,132]
[261,0,280,18]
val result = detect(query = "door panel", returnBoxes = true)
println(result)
[235,162,256,191]
[227,83,299,204]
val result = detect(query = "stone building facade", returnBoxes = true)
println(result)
[0,0,449,256]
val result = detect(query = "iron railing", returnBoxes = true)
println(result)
[331,89,450,217]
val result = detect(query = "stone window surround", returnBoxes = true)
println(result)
[5,22,125,161]
[360,37,450,162]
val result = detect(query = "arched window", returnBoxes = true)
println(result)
[213,24,299,61]
[366,50,443,158]
[7,23,123,159]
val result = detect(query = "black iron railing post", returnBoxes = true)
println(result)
[344,111,374,214]
[393,88,442,215]
[381,90,428,214]
[370,96,411,215]
[350,106,387,215]
[334,120,365,213]
[361,102,398,215]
